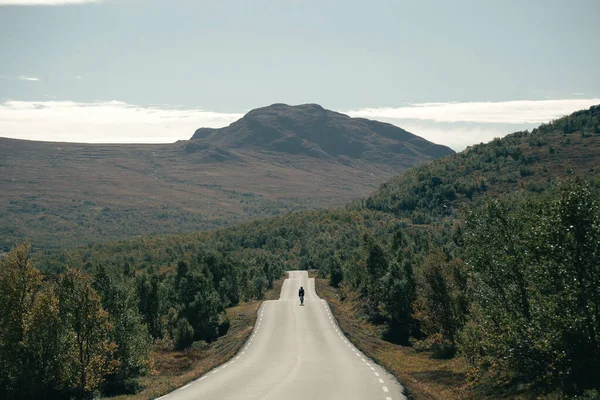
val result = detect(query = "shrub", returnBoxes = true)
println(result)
[174,318,194,350]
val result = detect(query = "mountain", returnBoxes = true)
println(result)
[0,104,452,251]
[191,103,453,168]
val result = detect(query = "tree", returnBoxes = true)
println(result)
[0,244,43,398]
[58,270,118,398]
[413,249,469,355]
[136,271,162,338]
[460,180,600,393]
[93,267,152,394]
[22,287,67,398]
[329,253,344,288]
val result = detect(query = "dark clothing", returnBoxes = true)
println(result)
[299,288,305,297]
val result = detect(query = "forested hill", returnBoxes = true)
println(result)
[358,104,600,222]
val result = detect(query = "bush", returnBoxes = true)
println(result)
[218,316,230,337]
[174,318,194,350]
[410,333,455,359]
[101,378,143,396]
[191,340,209,352]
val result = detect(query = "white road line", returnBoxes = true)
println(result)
[383,386,389,392]
[370,367,375,371]
[378,378,384,383]
[200,376,206,380]
[375,372,380,376]
[386,397,392,400]
[361,358,365,362]
[180,383,191,390]
[242,351,245,355]
[212,369,219,374]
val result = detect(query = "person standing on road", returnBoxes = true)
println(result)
[299,286,305,306]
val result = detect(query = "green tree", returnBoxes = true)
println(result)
[413,249,469,355]
[58,270,118,398]
[22,287,68,399]
[0,244,43,398]
[136,272,162,338]
[93,266,152,394]
[329,253,344,288]
[460,180,600,393]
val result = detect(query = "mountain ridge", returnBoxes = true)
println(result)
[191,103,454,167]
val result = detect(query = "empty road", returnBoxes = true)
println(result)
[159,271,406,400]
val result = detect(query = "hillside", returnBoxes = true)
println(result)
[359,104,600,221]
[0,103,452,251]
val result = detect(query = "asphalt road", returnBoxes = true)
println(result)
[159,271,406,400]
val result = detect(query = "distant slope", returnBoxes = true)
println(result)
[359,104,600,221]
[192,103,453,168]
[0,104,452,251]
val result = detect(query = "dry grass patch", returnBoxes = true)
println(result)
[315,278,474,400]
[108,277,284,400]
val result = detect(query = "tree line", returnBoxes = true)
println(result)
[0,244,283,399]
[324,179,599,396]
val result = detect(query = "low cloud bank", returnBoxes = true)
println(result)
[1,100,242,143]
[1,99,597,149]
[345,99,600,124]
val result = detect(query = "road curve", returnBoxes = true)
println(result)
[159,271,406,400]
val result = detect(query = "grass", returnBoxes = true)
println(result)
[314,277,474,400]
[107,277,284,400]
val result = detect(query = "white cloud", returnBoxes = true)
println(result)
[398,122,529,152]
[0,0,99,5]
[0,100,243,143]
[1,99,597,150]
[18,75,40,81]
[345,99,600,124]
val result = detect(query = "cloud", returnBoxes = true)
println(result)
[0,100,243,143]
[0,0,99,5]
[345,99,600,124]
[18,75,40,81]
[1,99,597,150]
[396,122,532,152]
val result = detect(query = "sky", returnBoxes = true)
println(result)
[0,0,599,150]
